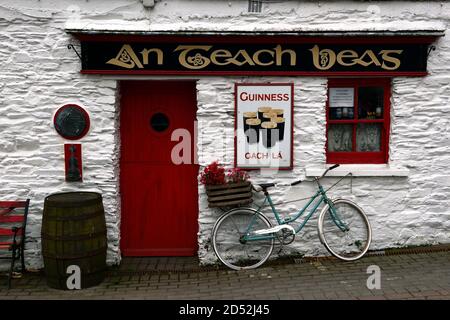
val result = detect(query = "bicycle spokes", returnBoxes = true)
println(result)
[320,201,371,260]
[212,210,274,270]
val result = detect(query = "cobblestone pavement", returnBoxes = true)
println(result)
[0,250,449,300]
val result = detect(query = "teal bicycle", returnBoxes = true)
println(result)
[211,164,372,270]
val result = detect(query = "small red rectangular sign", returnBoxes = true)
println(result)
[64,144,83,182]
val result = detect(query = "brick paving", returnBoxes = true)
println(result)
[0,250,449,300]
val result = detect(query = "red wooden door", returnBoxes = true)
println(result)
[120,81,198,256]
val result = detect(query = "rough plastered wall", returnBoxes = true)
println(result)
[197,77,332,264]
[196,74,450,265]
[0,0,449,269]
[0,1,123,270]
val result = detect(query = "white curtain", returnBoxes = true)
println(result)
[357,124,381,152]
[328,124,352,152]
[328,124,381,152]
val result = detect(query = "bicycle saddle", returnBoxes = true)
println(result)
[258,183,275,190]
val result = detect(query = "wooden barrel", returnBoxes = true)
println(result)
[41,192,107,290]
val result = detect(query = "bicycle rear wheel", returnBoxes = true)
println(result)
[212,208,274,270]
[318,199,372,261]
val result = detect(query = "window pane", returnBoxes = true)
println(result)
[329,106,355,120]
[356,123,381,152]
[358,87,384,119]
[328,124,353,152]
[329,87,355,120]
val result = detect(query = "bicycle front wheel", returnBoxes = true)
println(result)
[212,208,274,270]
[318,199,372,261]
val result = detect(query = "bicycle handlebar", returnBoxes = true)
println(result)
[320,163,340,178]
[290,164,340,186]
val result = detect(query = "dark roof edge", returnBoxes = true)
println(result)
[65,29,445,37]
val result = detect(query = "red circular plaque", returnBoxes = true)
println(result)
[53,104,90,140]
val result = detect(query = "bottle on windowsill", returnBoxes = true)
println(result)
[348,107,354,119]
[376,107,382,118]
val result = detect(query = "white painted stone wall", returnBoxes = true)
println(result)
[0,0,449,269]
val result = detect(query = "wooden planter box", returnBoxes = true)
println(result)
[205,181,253,208]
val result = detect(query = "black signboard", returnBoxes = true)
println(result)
[78,37,432,76]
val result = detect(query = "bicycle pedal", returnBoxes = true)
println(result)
[276,245,286,255]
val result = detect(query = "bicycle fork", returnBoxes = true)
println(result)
[326,200,350,232]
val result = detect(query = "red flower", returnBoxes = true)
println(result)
[226,168,249,183]
[200,162,250,185]
[200,161,226,185]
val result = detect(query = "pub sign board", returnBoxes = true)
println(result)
[78,36,431,76]
[235,83,293,169]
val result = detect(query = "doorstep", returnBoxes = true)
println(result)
[110,256,215,274]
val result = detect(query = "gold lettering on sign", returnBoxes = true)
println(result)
[253,49,275,66]
[337,50,358,66]
[210,49,232,65]
[105,43,404,71]
[310,45,336,70]
[274,45,296,66]
[354,50,381,67]
[106,44,144,69]
[379,50,403,70]
[175,45,212,69]
[228,50,256,66]
[310,45,403,71]
[174,45,292,69]
[141,48,164,65]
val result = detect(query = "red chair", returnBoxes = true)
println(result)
[0,200,30,288]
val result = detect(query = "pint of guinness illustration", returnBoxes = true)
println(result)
[245,118,261,144]
[271,108,284,118]
[261,121,278,148]
[271,117,285,140]
[243,112,257,133]
[258,107,272,121]
[262,112,277,122]
[236,84,292,168]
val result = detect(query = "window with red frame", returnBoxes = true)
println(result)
[326,79,390,164]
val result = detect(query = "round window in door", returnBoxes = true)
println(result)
[150,112,170,132]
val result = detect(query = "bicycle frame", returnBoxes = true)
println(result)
[244,183,348,242]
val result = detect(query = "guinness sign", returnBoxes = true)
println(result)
[78,36,432,76]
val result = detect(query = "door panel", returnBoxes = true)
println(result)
[120,81,198,256]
